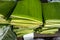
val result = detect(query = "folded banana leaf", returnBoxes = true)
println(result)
[14,27,33,37]
[0,24,17,40]
[38,1,60,34]
[10,0,42,37]
[42,2,60,25]
[0,1,16,24]
[0,1,16,19]
[0,14,8,24]
[11,0,42,24]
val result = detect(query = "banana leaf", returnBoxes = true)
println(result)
[0,1,16,19]
[0,14,8,24]
[42,2,60,25]
[14,28,33,37]
[0,24,17,40]
[11,0,42,37]
[39,1,60,34]
[40,29,58,34]
[11,0,42,24]
[0,1,16,24]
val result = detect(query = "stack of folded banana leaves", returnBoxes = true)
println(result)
[38,0,60,34]
[0,0,17,40]
[10,0,43,37]
[0,1,16,24]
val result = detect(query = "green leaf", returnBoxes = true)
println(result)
[42,2,60,23]
[37,2,60,34]
[0,25,17,40]
[0,1,16,19]
[11,0,42,23]
[11,0,43,37]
